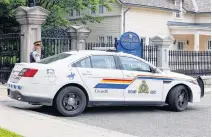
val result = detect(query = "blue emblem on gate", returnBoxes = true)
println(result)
[116,32,142,57]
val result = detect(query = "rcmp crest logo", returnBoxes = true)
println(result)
[138,80,149,94]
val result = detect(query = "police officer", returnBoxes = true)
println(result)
[30,41,41,63]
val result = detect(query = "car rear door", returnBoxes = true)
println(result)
[118,56,164,102]
[75,55,124,102]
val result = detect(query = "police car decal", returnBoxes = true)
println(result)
[94,74,175,89]
[67,72,75,80]
[128,80,157,94]
[8,84,22,90]
[138,80,149,94]
[94,79,131,89]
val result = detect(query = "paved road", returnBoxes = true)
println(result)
[0,94,210,137]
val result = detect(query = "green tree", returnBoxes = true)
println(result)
[0,0,115,33]
[0,0,26,33]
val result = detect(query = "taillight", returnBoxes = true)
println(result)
[19,68,38,77]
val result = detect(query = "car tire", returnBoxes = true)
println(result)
[168,86,189,112]
[55,86,87,117]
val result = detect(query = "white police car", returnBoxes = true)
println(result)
[7,50,204,116]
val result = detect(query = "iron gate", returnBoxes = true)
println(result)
[169,50,211,76]
[41,28,71,58]
[0,33,20,83]
[143,45,158,67]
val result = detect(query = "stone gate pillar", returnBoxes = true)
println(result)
[66,26,91,50]
[151,36,173,70]
[15,6,50,62]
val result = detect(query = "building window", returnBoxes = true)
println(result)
[99,36,104,43]
[99,5,104,14]
[107,36,113,44]
[70,9,74,16]
[76,10,80,16]
[208,40,211,50]
[177,41,184,50]
[91,6,96,14]
[175,0,182,19]
[175,12,182,18]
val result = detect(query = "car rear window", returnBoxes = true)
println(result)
[38,53,71,64]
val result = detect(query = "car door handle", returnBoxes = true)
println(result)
[82,71,92,75]
[126,74,136,77]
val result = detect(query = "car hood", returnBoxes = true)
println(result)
[163,71,195,81]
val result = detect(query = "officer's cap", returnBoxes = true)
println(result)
[34,41,42,46]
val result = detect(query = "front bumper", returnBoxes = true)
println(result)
[8,89,53,106]
[197,76,205,98]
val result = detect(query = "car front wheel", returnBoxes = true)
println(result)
[55,86,87,117]
[168,86,189,112]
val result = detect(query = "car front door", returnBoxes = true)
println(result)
[75,55,124,102]
[118,56,164,102]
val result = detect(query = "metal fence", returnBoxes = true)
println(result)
[0,33,20,83]
[41,28,71,58]
[143,45,158,67]
[1,32,208,83]
[169,50,211,76]
[41,37,71,58]
[85,42,115,51]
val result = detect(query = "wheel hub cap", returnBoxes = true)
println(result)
[68,98,76,106]
[179,95,184,102]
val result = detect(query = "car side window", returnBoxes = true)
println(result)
[90,55,116,69]
[119,56,151,72]
[75,57,92,68]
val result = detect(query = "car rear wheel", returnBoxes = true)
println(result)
[168,86,189,112]
[55,86,87,117]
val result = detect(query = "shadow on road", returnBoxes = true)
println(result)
[84,105,170,114]
[1,98,203,117]
[10,105,61,116]
[5,103,200,117]
[6,104,169,116]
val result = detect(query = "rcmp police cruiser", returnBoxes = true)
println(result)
[30,41,41,63]
[7,50,204,117]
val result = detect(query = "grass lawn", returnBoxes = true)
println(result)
[0,127,22,137]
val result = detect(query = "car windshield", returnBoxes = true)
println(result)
[38,53,71,64]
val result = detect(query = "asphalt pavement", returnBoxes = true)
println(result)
[0,93,210,137]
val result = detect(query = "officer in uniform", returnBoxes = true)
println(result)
[30,41,41,63]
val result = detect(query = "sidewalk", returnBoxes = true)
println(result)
[0,84,7,97]
[0,105,137,137]
[0,84,137,137]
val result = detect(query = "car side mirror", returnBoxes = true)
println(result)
[152,67,157,73]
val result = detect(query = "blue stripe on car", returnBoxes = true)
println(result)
[95,83,129,89]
